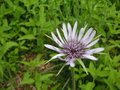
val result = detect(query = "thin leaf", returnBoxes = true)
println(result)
[77,59,88,75]
[56,63,66,76]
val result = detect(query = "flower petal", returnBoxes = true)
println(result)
[83,55,98,60]
[70,62,75,67]
[86,48,104,54]
[66,58,76,67]
[84,30,96,45]
[62,23,68,40]
[68,23,72,39]
[56,29,64,44]
[78,27,85,41]
[86,38,99,48]
[44,44,61,52]
[81,28,93,41]
[58,57,65,61]
[51,54,65,60]
[51,32,63,47]
[72,21,78,39]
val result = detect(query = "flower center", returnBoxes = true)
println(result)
[61,40,85,58]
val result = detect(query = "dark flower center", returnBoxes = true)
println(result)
[61,40,85,59]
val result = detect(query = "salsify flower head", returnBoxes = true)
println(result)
[44,21,104,67]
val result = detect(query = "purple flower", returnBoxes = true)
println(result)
[44,21,104,67]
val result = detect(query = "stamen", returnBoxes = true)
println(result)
[62,40,85,59]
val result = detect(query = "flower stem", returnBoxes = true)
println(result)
[71,68,76,90]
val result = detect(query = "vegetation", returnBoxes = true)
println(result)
[0,0,120,90]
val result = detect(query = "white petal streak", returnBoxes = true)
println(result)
[84,30,96,45]
[68,23,72,38]
[86,48,104,54]
[56,29,64,44]
[44,44,61,52]
[87,30,96,44]
[86,38,99,48]
[70,62,75,67]
[82,28,93,41]
[62,23,68,40]
[78,27,85,41]
[83,55,98,60]
[51,54,65,60]
[66,58,76,67]
[72,21,78,39]
[58,57,65,61]
[51,32,63,47]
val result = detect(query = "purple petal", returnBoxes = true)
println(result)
[51,54,65,60]
[51,32,63,47]
[86,38,99,48]
[84,30,96,45]
[44,44,61,52]
[70,62,75,67]
[66,58,76,67]
[56,29,64,44]
[78,28,85,41]
[72,21,78,39]
[81,28,93,42]
[86,48,104,54]
[83,55,98,60]
[62,23,68,40]
[68,23,72,40]
[58,57,65,61]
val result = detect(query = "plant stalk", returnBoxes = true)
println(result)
[71,68,76,90]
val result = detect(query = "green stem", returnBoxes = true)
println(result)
[71,68,76,90]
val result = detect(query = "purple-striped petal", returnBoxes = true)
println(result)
[84,30,96,45]
[66,58,76,67]
[78,27,85,41]
[62,23,68,40]
[51,32,63,47]
[44,44,61,52]
[56,29,64,44]
[81,28,93,42]
[51,54,65,60]
[86,38,99,48]
[70,62,75,67]
[83,55,98,60]
[86,48,104,54]
[72,21,78,39]
[68,23,72,39]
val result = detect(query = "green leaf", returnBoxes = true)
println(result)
[40,74,53,81]
[20,0,39,7]
[77,59,88,75]
[86,82,95,90]
[20,54,45,68]
[0,42,18,59]
[35,72,41,90]
[35,72,53,90]
[0,65,3,81]
[80,82,95,90]
[20,72,34,85]
[51,83,61,90]
[88,62,96,78]
[18,35,36,40]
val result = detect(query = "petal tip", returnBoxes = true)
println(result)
[70,62,75,67]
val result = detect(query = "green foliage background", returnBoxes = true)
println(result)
[0,0,120,90]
